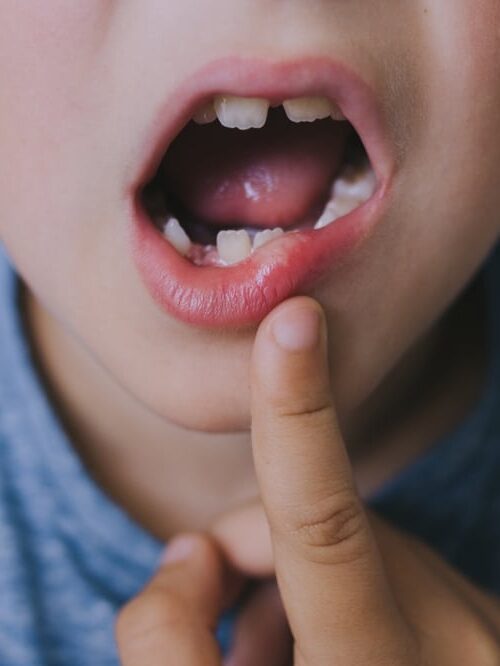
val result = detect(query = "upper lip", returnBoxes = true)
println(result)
[127,55,396,202]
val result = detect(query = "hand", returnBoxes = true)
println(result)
[116,297,500,665]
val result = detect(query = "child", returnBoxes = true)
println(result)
[1,2,500,664]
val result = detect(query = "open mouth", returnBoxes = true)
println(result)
[129,58,394,328]
[141,96,375,267]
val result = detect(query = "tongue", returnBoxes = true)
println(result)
[161,109,351,229]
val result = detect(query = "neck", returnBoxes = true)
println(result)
[20,278,487,540]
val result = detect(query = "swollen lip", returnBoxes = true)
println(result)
[127,57,395,328]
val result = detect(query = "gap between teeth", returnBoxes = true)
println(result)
[160,165,376,265]
[194,95,346,130]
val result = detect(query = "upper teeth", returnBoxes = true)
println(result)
[193,95,345,128]
[332,165,377,201]
[283,97,343,123]
[192,101,218,125]
[214,96,269,130]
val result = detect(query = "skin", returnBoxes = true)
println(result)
[1,0,497,534]
[116,298,500,665]
[0,0,499,661]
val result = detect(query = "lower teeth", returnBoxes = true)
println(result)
[162,217,192,256]
[216,229,253,265]
[252,227,284,250]
[154,160,375,267]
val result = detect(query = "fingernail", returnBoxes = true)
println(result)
[161,536,197,565]
[272,305,321,352]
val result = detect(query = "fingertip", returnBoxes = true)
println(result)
[253,297,326,370]
[251,297,329,404]
[160,532,223,573]
[271,301,322,352]
[260,297,325,347]
[161,534,200,565]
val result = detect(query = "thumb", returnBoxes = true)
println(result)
[116,534,241,666]
[251,296,414,663]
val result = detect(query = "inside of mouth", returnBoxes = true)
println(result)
[141,104,375,267]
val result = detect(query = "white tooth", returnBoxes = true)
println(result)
[216,229,252,264]
[283,97,333,123]
[335,197,361,215]
[330,102,346,121]
[193,101,217,125]
[314,206,340,230]
[314,197,360,229]
[333,166,377,201]
[214,96,269,130]
[162,218,192,256]
[252,227,284,250]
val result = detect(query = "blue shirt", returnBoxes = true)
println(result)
[0,240,500,664]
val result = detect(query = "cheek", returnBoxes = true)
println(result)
[0,2,120,284]
[0,1,114,235]
[425,1,500,114]
[426,1,500,237]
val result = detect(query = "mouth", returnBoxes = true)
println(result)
[128,58,395,328]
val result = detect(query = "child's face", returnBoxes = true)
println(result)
[1,3,499,433]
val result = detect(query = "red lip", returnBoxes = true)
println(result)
[126,57,395,328]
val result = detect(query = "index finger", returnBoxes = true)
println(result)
[251,297,414,663]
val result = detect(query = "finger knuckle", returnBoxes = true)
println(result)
[115,588,187,648]
[288,489,368,565]
[275,397,332,421]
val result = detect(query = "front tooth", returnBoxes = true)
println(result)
[193,101,217,125]
[216,229,252,264]
[333,167,377,201]
[163,218,192,256]
[283,97,333,123]
[314,197,360,229]
[214,96,269,130]
[252,227,284,250]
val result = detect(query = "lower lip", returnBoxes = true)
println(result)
[128,183,390,328]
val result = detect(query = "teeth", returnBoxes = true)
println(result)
[252,227,284,250]
[330,103,346,122]
[198,96,345,129]
[214,96,269,130]
[314,205,338,230]
[216,229,252,264]
[333,166,377,201]
[193,101,217,125]
[283,97,344,123]
[328,197,361,220]
[314,197,360,230]
[162,218,192,256]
